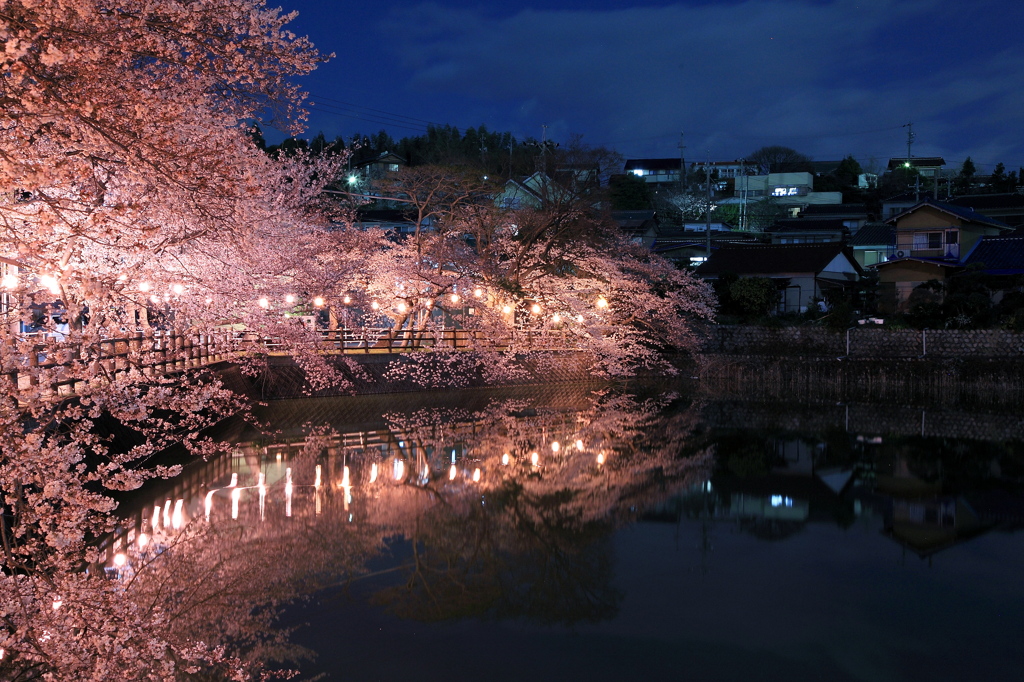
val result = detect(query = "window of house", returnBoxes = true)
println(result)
[913,231,943,250]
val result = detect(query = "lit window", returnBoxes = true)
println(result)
[912,232,943,250]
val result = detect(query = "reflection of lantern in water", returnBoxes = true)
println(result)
[596,453,605,466]
[231,487,241,520]
[501,453,510,466]
[137,533,149,549]
[449,464,457,481]
[369,462,379,483]
[315,464,322,488]
[204,491,216,521]
[258,473,267,521]
[285,467,293,517]
[229,473,238,487]
[531,452,539,466]
[162,500,171,528]
[575,439,584,451]
[472,468,481,482]
[341,465,350,487]
[171,499,184,530]
[393,459,405,481]
[551,441,560,453]
[113,552,127,568]
[152,505,160,529]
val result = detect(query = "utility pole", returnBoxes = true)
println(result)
[739,158,747,231]
[678,131,686,192]
[903,122,918,202]
[904,121,915,162]
[705,152,712,260]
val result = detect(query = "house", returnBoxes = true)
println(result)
[353,208,434,236]
[947,193,1024,228]
[798,203,872,232]
[648,230,756,268]
[734,172,842,214]
[622,158,749,193]
[887,156,946,180]
[695,242,862,313]
[351,151,406,183]
[494,172,575,210]
[766,219,848,244]
[962,234,1024,275]
[873,198,1011,310]
[887,198,1009,261]
[612,210,659,246]
[623,158,683,191]
[848,223,895,268]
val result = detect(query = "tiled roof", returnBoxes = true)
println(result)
[962,235,1024,274]
[767,219,847,233]
[695,242,857,277]
[886,197,1010,229]
[800,203,868,217]
[947,193,1024,211]
[849,223,895,246]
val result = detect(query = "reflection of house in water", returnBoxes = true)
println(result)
[876,456,991,561]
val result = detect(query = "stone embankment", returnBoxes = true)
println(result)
[701,326,1024,359]
[697,326,1024,407]
[224,351,602,401]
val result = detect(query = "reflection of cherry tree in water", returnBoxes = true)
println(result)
[365,391,714,622]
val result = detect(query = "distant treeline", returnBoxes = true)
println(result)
[251,123,567,179]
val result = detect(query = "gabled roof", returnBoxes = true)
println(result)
[947,193,1024,211]
[885,197,1010,229]
[612,210,658,231]
[695,242,859,278]
[767,218,848,233]
[353,150,407,168]
[849,223,895,247]
[800,203,868,217]
[962,235,1024,274]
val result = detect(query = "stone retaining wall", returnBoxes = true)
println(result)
[227,352,601,400]
[702,326,1024,359]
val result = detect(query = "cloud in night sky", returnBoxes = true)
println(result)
[287,0,1024,172]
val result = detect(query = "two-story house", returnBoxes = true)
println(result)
[875,198,1010,310]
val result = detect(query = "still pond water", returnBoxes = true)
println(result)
[120,383,1024,682]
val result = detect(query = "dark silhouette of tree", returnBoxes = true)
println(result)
[746,145,812,174]
[954,157,977,194]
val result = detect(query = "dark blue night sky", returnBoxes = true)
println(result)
[273,0,1024,175]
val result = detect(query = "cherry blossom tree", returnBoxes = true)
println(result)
[350,165,716,383]
[0,1,352,678]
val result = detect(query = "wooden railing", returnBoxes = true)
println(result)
[4,326,579,398]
